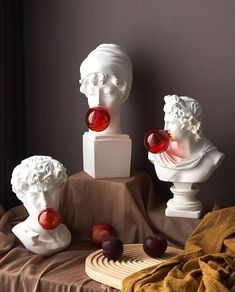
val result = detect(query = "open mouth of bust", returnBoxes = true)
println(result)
[38,208,61,230]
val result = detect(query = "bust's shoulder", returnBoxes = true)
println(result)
[58,223,71,243]
[12,221,39,244]
[190,143,224,182]
[203,140,225,167]
[12,221,27,236]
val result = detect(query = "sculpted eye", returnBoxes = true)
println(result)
[87,88,96,96]
[104,88,114,96]
[28,192,37,200]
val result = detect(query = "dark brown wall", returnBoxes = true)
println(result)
[23,0,235,204]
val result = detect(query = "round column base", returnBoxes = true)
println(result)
[165,182,203,219]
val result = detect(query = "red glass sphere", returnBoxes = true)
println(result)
[38,208,61,230]
[85,107,110,132]
[144,129,170,154]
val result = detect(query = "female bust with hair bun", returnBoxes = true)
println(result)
[79,43,133,134]
[149,95,224,183]
[79,44,133,179]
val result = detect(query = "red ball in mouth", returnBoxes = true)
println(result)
[38,208,61,230]
[144,129,171,154]
[85,106,110,132]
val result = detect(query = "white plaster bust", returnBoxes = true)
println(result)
[149,95,224,183]
[80,43,133,134]
[11,155,71,255]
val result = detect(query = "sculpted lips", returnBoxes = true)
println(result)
[38,208,61,230]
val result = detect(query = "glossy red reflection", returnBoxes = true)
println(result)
[85,107,110,132]
[144,129,170,154]
[38,208,60,230]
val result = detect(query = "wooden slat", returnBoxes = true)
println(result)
[85,243,183,290]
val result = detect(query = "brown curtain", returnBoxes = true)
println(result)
[0,0,26,210]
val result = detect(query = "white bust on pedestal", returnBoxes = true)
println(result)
[11,155,71,255]
[148,95,224,218]
[80,43,133,178]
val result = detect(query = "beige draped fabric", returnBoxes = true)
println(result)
[0,171,219,291]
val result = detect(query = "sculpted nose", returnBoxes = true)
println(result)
[164,122,169,131]
[39,192,48,208]
[97,90,105,106]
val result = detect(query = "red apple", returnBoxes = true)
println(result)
[91,223,117,247]
[143,234,167,257]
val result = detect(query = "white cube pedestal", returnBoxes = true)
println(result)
[83,132,132,179]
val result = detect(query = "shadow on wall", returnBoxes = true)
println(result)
[122,50,172,201]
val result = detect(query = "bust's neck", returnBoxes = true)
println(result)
[90,111,122,135]
[25,215,60,235]
[25,215,44,232]
[170,136,204,159]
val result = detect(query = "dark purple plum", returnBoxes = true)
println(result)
[102,236,123,260]
[143,234,167,257]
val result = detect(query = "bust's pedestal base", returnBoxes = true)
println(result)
[83,132,132,179]
[165,182,202,219]
[165,207,202,219]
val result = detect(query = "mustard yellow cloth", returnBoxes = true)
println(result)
[122,207,235,292]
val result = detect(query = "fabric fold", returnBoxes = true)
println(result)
[122,207,235,292]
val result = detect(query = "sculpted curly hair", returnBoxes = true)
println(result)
[164,95,203,142]
[11,156,67,197]
[80,72,127,101]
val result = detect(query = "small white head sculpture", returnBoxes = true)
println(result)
[80,43,133,134]
[11,155,71,255]
[149,95,224,183]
